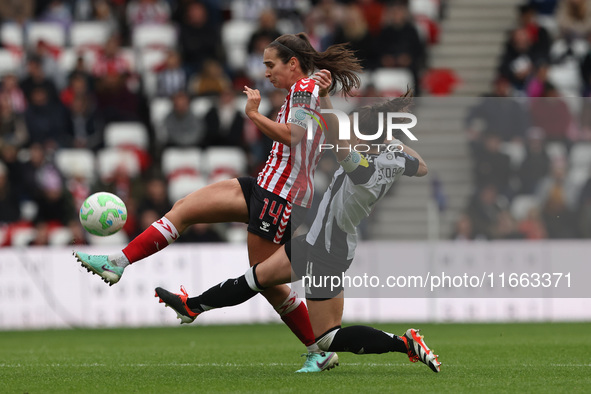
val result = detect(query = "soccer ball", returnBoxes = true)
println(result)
[79,192,127,236]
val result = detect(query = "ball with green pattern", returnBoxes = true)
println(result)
[79,192,128,236]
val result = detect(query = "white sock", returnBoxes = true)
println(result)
[307,343,321,353]
[108,252,130,268]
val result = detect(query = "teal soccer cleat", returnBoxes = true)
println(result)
[74,251,124,286]
[295,351,339,373]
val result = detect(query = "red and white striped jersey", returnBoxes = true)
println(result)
[257,77,326,208]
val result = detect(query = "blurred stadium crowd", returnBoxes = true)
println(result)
[456,0,591,241]
[0,0,440,246]
[2,0,591,246]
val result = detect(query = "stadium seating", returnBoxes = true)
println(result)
[167,174,207,203]
[10,227,37,247]
[104,122,150,150]
[150,97,173,145]
[203,147,247,183]
[0,23,23,48]
[97,148,141,179]
[58,48,98,73]
[0,49,20,75]
[372,68,414,95]
[499,141,526,169]
[161,147,203,178]
[511,195,540,221]
[70,22,112,48]
[48,227,73,246]
[190,97,214,117]
[221,20,256,70]
[87,230,129,245]
[131,24,177,49]
[27,22,66,48]
[54,149,96,181]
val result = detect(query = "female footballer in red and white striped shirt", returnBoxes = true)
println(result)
[74,33,361,366]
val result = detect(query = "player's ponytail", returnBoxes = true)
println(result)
[268,33,363,96]
[355,88,414,143]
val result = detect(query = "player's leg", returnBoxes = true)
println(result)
[309,296,441,373]
[75,179,249,285]
[155,243,295,323]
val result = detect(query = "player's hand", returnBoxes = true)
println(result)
[311,69,332,97]
[243,86,261,117]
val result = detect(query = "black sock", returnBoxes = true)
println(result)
[186,275,258,311]
[327,326,407,354]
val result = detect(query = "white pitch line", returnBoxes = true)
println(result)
[0,362,414,368]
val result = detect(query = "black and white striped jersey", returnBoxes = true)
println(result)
[305,146,419,261]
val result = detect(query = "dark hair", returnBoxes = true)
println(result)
[267,33,362,96]
[354,89,413,143]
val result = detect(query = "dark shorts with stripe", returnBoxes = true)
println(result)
[287,235,354,300]
[238,176,307,245]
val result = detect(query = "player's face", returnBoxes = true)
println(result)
[263,47,294,90]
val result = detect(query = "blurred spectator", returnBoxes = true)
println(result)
[162,91,206,147]
[515,4,551,60]
[24,87,67,147]
[578,32,591,95]
[0,0,33,24]
[498,28,539,92]
[95,73,141,123]
[0,96,28,149]
[179,2,224,75]
[126,0,171,28]
[357,0,386,37]
[65,95,103,151]
[32,166,76,245]
[473,132,512,196]
[555,0,591,39]
[518,206,548,239]
[465,77,529,146]
[451,214,475,241]
[189,59,231,97]
[247,9,282,55]
[203,89,245,149]
[1,74,27,114]
[156,50,186,97]
[136,177,171,220]
[541,182,578,238]
[526,61,550,97]
[75,0,118,33]
[377,2,425,92]
[529,0,559,16]
[466,184,505,239]
[245,34,274,93]
[40,0,72,29]
[530,83,576,148]
[578,96,591,139]
[60,73,92,109]
[576,176,591,237]
[518,127,551,195]
[0,162,21,223]
[492,209,525,239]
[92,35,132,78]
[537,159,579,219]
[20,55,60,105]
[332,4,377,70]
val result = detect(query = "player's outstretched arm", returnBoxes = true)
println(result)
[399,143,428,177]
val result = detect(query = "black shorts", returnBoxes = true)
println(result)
[287,235,353,300]
[238,176,307,245]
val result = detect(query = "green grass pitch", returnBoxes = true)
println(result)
[1,322,590,393]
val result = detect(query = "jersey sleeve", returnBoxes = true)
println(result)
[339,152,375,185]
[396,151,420,177]
[286,78,318,129]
